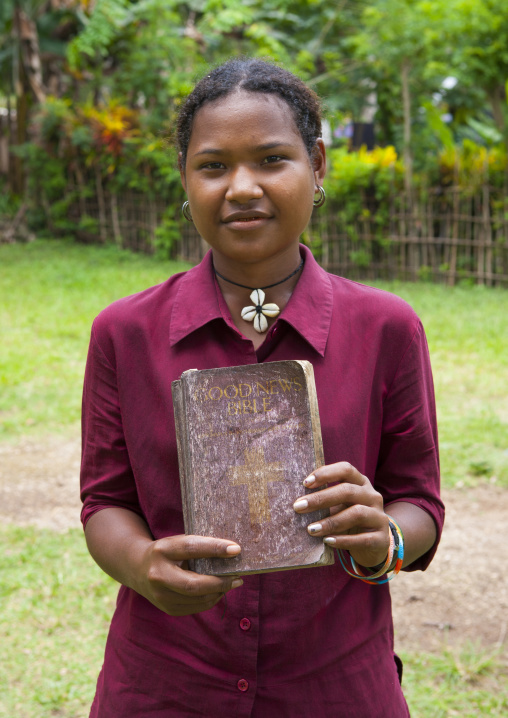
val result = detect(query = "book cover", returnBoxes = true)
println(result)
[172,360,334,575]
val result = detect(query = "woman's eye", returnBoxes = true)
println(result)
[201,162,225,170]
[262,155,284,165]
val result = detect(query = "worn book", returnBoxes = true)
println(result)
[172,360,334,576]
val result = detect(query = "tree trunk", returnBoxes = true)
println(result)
[6,94,17,195]
[11,6,46,195]
[13,88,29,195]
[95,164,107,242]
[401,58,413,200]
[15,8,46,103]
[111,192,122,246]
[489,86,506,138]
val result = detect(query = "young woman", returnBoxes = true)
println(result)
[81,58,444,717]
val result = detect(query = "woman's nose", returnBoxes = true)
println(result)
[225,166,263,203]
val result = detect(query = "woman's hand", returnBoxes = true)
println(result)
[85,508,243,617]
[293,462,390,570]
[136,534,243,616]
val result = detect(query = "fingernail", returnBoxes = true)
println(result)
[226,544,241,555]
[303,475,316,487]
[293,498,308,511]
[323,537,336,545]
[308,523,322,534]
[231,579,243,589]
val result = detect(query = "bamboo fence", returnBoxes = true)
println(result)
[68,182,508,287]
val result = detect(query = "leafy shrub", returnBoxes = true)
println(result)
[324,145,403,268]
[17,96,182,242]
[439,140,508,189]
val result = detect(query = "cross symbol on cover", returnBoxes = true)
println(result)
[227,446,286,525]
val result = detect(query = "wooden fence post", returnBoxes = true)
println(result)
[94,165,107,242]
[483,161,493,287]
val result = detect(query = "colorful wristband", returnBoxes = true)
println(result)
[337,516,405,585]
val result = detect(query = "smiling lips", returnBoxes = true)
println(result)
[223,211,271,224]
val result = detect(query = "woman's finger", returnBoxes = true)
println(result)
[146,535,243,598]
[293,482,381,515]
[157,534,241,561]
[302,462,367,489]
[157,562,242,598]
[304,504,388,538]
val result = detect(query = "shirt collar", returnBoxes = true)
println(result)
[169,252,223,346]
[278,245,333,357]
[169,244,333,357]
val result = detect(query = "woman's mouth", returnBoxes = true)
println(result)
[223,213,271,229]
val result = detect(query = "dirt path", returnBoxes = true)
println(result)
[1,436,507,660]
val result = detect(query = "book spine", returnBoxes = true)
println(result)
[297,360,334,567]
[172,379,193,541]
[299,361,325,469]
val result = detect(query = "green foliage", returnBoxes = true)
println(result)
[36,96,74,143]
[11,141,77,233]
[327,145,402,197]
[350,0,446,146]
[154,208,182,258]
[0,0,80,101]
[16,97,182,234]
[325,145,402,268]
[438,140,508,189]
[77,213,99,235]
[442,0,508,96]
[0,179,20,217]
[467,116,504,146]
[67,0,132,68]
[2,0,508,253]
[422,101,455,151]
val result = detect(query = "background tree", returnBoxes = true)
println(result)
[440,0,508,145]
[0,0,80,194]
[1,0,507,237]
[349,0,449,194]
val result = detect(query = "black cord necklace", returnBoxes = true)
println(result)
[214,258,304,291]
[214,258,304,334]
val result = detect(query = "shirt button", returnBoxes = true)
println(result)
[237,679,249,692]
[239,618,251,631]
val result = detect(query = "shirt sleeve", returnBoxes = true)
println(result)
[374,319,444,571]
[80,320,143,529]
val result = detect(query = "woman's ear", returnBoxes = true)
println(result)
[312,139,326,186]
[178,152,187,192]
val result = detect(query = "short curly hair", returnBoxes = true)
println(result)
[177,58,322,168]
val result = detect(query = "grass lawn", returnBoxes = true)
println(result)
[1,238,507,717]
[0,239,189,440]
[0,527,115,718]
[370,280,508,490]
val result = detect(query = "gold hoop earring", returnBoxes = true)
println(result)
[182,200,193,222]
[313,186,326,208]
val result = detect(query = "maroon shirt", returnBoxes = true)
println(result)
[81,245,443,717]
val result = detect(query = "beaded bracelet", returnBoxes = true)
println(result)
[337,516,405,585]
[351,525,395,580]
[363,520,397,573]
[353,519,399,575]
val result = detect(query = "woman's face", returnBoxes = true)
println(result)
[180,90,326,269]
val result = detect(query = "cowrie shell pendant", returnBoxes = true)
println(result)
[240,289,280,333]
